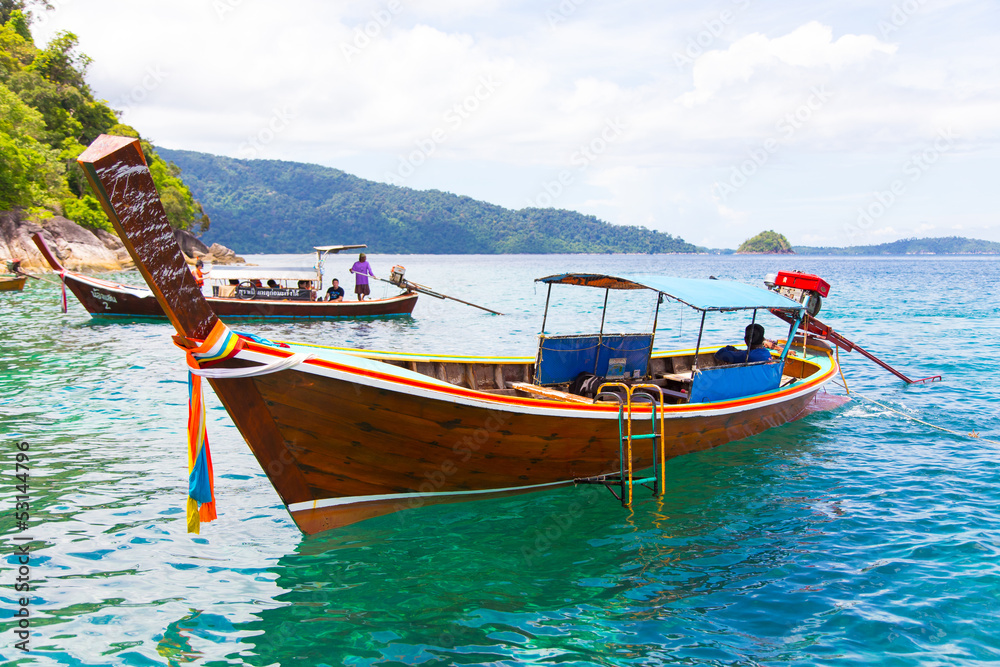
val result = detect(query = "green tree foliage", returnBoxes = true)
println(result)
[737,230,793,253]
[61,194,109,232]
[0,79,64,208]
[0,1,28,26]
[158,148,701,255]
[4,5,30,41]
[0,10,208,232]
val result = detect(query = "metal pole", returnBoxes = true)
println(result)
[692,311,706,372]
[779,310,804,360]
[540,283,552,333]
[598,288,609,335]
[595,288,609,374]
[647,293,662,376]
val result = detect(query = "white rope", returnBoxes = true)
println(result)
[190,353,314,379]
[836,383,1000,445]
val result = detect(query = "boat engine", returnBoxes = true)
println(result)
[764,270,830,317]
[390,265,406,286]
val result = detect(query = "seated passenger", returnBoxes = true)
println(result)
[267,279,278,288]
[715,323,772,364]
[326,278,345,302]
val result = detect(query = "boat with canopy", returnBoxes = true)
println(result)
[75,135,850,534]
[30,234,418,319]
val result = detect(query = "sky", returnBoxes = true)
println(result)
[29,0,1000,249]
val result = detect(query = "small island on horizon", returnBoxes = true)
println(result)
[736,231,794,254]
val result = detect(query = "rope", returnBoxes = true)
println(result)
[190,352,314,379]
[836,384,1000,445]
[836,345,850,394]
[17,271,62,286]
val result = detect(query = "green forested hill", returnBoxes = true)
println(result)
[0,5,207,232]
[156,148,699,255]
[794,237,1000,255]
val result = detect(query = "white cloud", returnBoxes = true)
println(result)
[26,1,1000,247]
[680,22,897,106]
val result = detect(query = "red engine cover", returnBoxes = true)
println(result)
[775,271,830,297]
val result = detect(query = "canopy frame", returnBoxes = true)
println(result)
[534,273,807,383]
[315,244,367,291]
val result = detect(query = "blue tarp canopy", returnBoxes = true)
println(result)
[536,273,804,312]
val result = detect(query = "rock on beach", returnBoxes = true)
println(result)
[0,211,242,272]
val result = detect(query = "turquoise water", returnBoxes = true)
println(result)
[2,254,999,666]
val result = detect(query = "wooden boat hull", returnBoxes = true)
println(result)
[225,340,838,533]
[0,276,26,292]
[30,241,418,319]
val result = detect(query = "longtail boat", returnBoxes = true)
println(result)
[78,135,845,534]
[31,233,418,319]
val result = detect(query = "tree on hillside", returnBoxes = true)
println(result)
[1,1,49,28]
[737,230,793,254]
[0,79,64,208]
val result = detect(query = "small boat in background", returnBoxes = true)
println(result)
[1,260,27,291]
[77,134,846,534]
[30,233,418,319]
[0,276,26,292]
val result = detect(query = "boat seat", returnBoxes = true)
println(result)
[507,382,594,404]
[633,385,689,402]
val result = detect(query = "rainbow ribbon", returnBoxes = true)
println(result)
[179,320,243,533]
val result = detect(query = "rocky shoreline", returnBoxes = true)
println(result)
[0,210,242,273]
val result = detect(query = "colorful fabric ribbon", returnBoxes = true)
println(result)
[178,320,243,534]
[174,322,311,533]
[59,271,67,313]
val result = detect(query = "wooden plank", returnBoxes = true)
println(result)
[657,372,693,383]
[507,382,594,404]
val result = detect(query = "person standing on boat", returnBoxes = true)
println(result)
[192,259,208,289]
[349,253,376,301]
[715,323,772,364]
[326,278,345,302]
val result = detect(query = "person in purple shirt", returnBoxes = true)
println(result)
[349,253,376,301]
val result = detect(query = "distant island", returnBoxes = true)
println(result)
[156,148,698,255]
[794,237,1000,255]
[737,230,793,254]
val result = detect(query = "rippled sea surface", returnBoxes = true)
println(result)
[2,254,999,666]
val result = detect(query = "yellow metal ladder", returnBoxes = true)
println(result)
[574,382,667,506]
